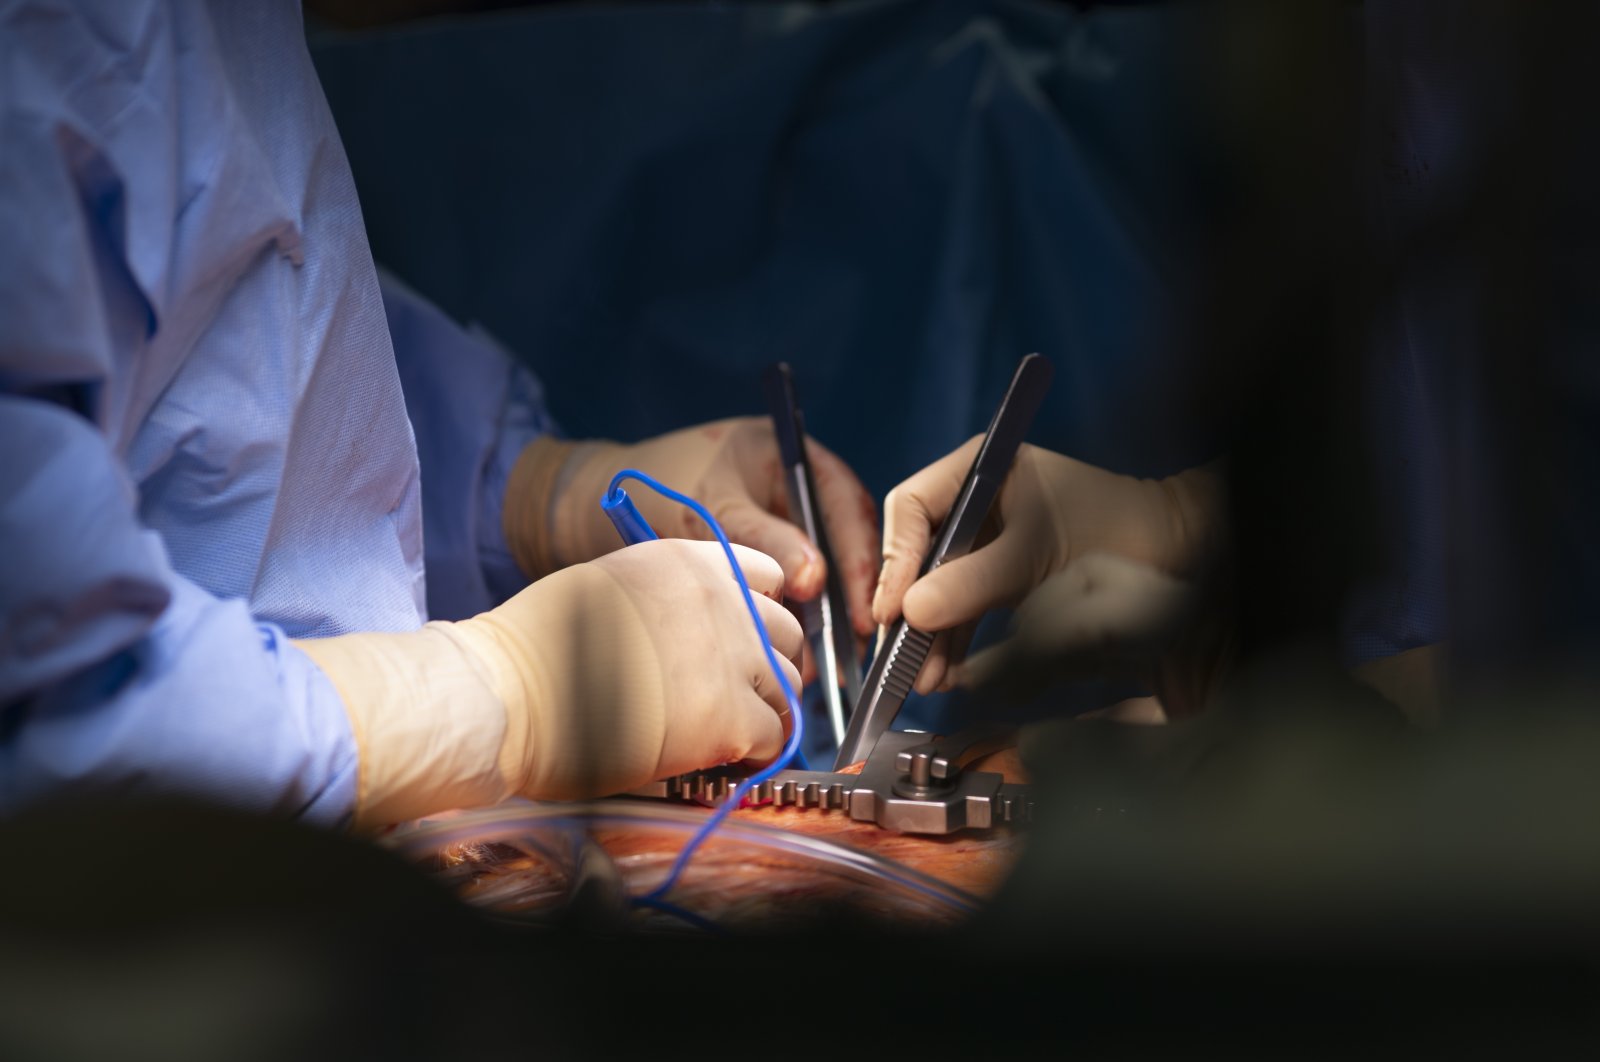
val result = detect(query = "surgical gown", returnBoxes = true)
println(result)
[0,0,553,825]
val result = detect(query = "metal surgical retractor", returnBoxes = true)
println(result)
[633,722,1033,834]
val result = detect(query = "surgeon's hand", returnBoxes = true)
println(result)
[505,419,881,661]
[295,540,803,830]
[961,554,1235,720]
[957,552,1183,695]
[873,441,1223,693]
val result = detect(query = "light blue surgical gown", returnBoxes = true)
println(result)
[0,0,553,825]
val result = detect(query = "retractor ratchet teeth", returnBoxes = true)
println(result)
[650,770,1033,828]
[630,731,1034,834]
[769,778,849,809]
[662,772,853,810]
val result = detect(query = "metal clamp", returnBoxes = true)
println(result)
[626,727,1032,835]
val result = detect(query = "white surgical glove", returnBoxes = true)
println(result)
[873,441,1224,693]
[961,553,1234,720]
[958,553,1196,697]
[505,420,880,625]
[295,540,803,830]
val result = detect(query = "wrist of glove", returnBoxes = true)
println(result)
[503,422,801,577]
[1152,460,1228,579]
[295,561,665,830]
[1016,450,1226,582]
[296,540,801,831]
[501,435,614,580]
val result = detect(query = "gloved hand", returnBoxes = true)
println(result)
[960,553,1234,720]
[873,440,1224,693]
[957,552,1196,700]
[503,418,881,677]
[295,540,803,830]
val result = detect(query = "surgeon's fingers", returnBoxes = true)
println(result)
[916,630,952,695]
[915,620,979,695]
[955,555,1194,700]
[937,622,978,692]
[724,541,788,601]
[752,593,805,670]
[958,638,1020,697]
[807,436,881,637]
[1078,697,1170,725]
[872,436,985,628]
[729,688,790,764]
[749,651,803,748]
[716,498,824,601]
[900,528,1040,633]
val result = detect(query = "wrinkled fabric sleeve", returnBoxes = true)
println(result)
[0,399,358,826]
[0,29,356,825]
[380,269,560,621]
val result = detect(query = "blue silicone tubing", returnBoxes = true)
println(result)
[601,470,805,906]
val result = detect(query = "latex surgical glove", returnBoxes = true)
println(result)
[873,442,1224,693]
[502,419,880,677]
[295,540,803,830]
[961,553,1235,720]
[958,552,1194,699]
